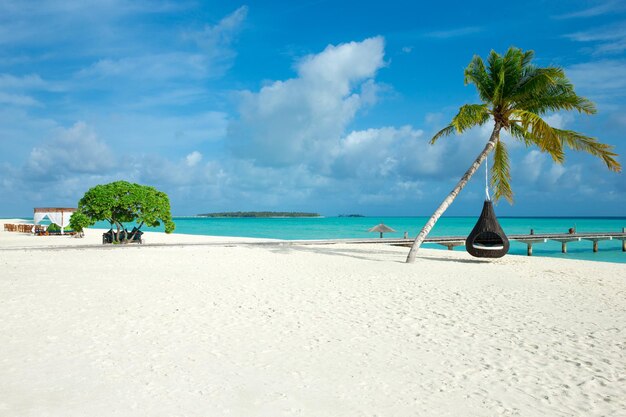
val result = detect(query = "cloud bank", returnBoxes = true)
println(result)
[0,3,623,216]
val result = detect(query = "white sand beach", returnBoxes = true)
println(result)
[1,219,625,416]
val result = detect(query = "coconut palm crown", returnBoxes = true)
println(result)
[406,47,621,263]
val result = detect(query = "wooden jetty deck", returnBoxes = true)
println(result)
[231,229,624,257]
[369,229,626,256]
[2,227,623,257]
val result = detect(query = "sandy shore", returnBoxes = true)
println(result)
[1,219,625,416]
[0,219,273,248]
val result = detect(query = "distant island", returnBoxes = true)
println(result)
[198,211,321,218]
[339,214,365,217]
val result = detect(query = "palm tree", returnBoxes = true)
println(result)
[406,47,621,263]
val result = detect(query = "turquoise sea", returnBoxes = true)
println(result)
[10,216,625,264]
[91,216,626,264]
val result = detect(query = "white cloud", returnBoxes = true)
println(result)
[78,53,208,80]
[542,113,572,129]
[519,150,546,183]
[514,149,590,195]
[0,0,186,47]
[185,151,202,167]
[0,73,48,89]
[548,164,567,184]
[566,60,626,97]
[183,6,248,76]
[93,111,229,150]
[424,26,483,39]
[188,6,248,49]
[128,88,211,109]
[0,73,62,109]
[333,126,442,180]
[24,122,115,180]
[555,1,625,19]
[77,6,248,81]
[228,37,386,167]
[295,37,385,89]
[566,60,626,91]
[424,112,443,125]
[565,22,626,55]
[0,92,40,106]
[136,154,225,187]
[0,108,58,153]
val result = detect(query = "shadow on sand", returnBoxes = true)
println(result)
[267,244,495,265]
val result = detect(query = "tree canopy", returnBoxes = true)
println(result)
[407,47,621,262]
[431,47,620,202]
[70,181,175,241]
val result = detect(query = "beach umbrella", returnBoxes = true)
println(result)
[368,223,396,238]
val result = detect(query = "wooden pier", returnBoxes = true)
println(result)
[385,228,626,256]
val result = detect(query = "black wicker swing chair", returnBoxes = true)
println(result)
[465,155,510,259]
[465,200,510,258]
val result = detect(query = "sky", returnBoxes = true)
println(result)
[0,0,624,217]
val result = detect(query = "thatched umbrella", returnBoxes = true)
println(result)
[368,223,396,238]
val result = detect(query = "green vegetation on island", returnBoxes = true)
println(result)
[198,211,321,218]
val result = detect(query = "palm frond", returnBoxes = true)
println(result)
[430,125,456,144]
[464,55,493,102]
[519,94,596,115]
[451,104,491,132]
[512,110,565,163]
[428,47,619,214]
[508,122,535,147]
[520,50,535,68]
[491,140,513,203]
[501,47,527,100]
[430,104,490,144]
[554,128,622,172]
[517,78,596,114]
[509,67,564,104]
[487,50,506,105]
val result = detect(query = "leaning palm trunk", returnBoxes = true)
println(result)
[405,47,620,263]
[406,124,501,263]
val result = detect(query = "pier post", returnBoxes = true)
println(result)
[593,240,598,252]
[623,228,626,252]
[562,242,567,254]
[518,238,547,257]
[434,241,465,251]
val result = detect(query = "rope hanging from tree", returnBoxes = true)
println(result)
[485,154,490,201]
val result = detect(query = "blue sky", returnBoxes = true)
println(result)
[0,0,624,217]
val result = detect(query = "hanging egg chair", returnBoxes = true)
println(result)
[465,156,509,258]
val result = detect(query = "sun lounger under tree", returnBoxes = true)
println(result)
[406,47,621,263]
[70,181,175,243]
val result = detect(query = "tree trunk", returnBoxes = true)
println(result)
[406,123,502,263]
[114,221,122,243]
[129,222,144,242]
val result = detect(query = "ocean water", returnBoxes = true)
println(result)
[88,216,626,264]
[10,215,625,264]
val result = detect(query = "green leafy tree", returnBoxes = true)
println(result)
[406,47,621,263]
[71,181,175,243]
[68,211,89,237]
